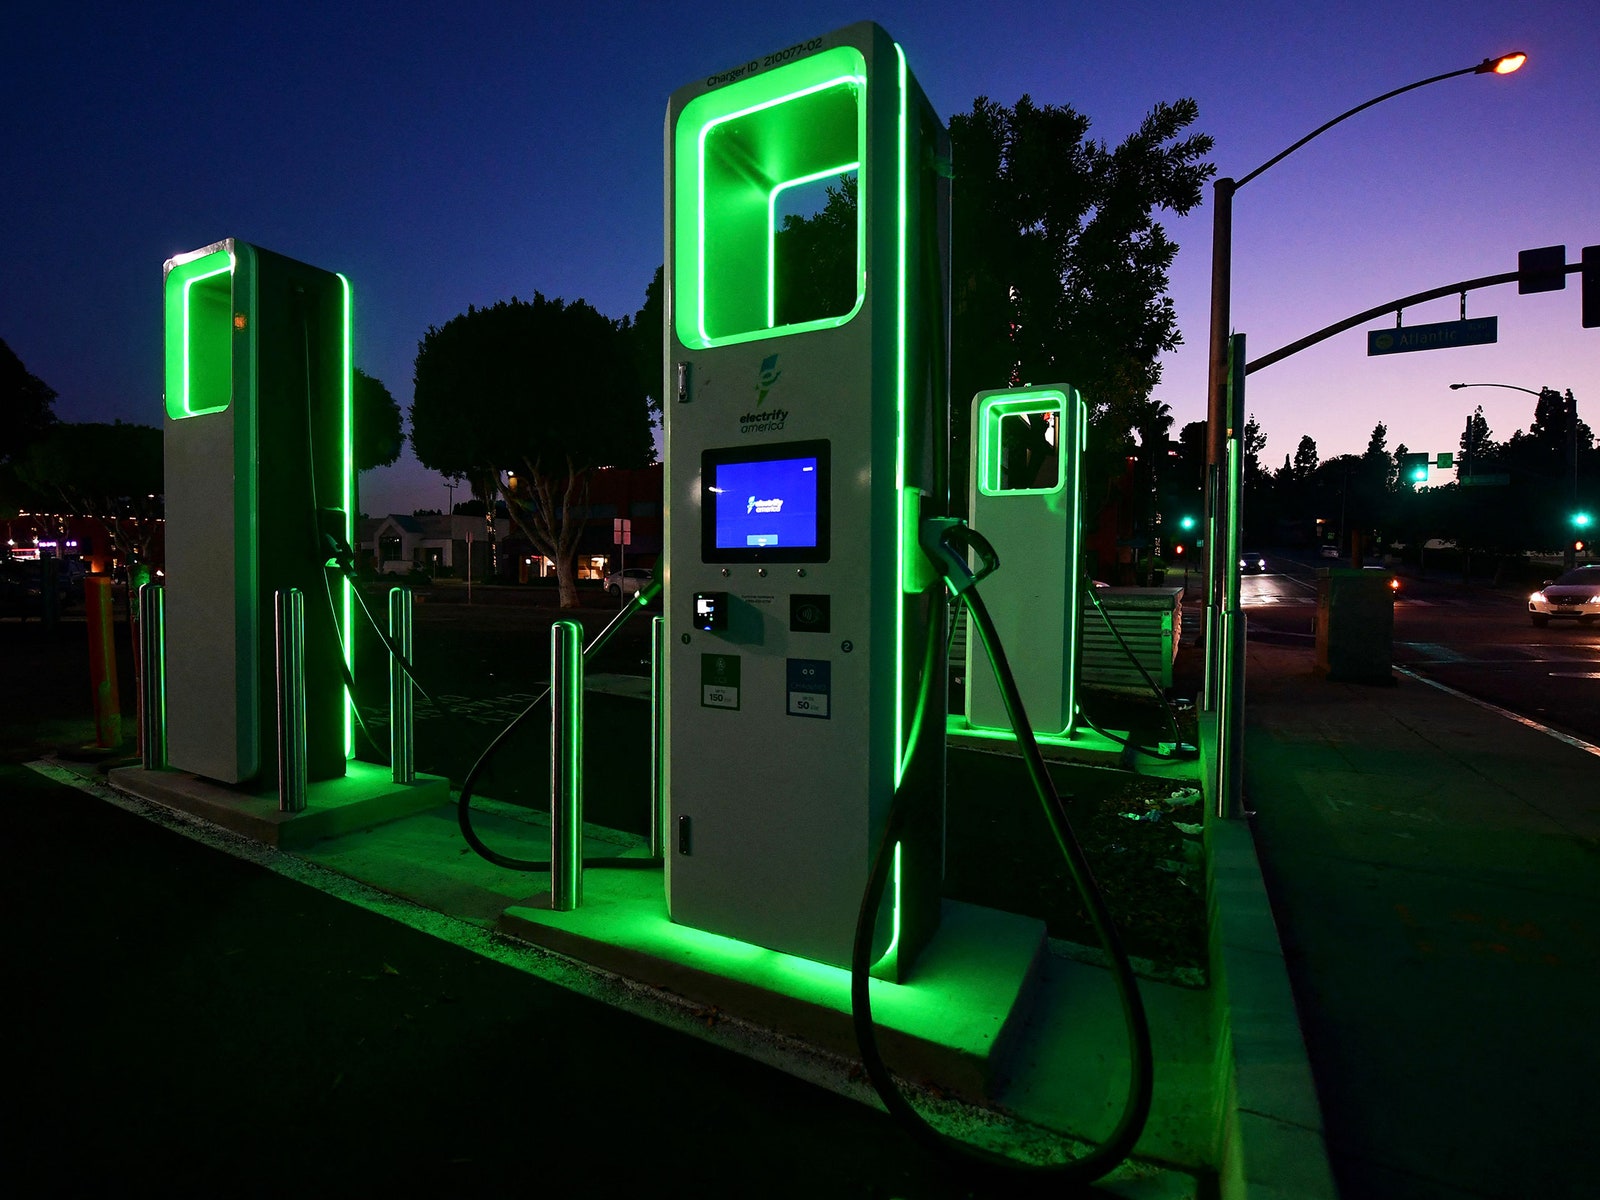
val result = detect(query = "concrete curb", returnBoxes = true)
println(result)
[1201,714,1339,1200]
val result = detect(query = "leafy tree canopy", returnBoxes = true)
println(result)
[12,420,163,561]
[410,293,655,606]
[948,93,1214,486]
[353,367,403,472]
[1,337,59,465]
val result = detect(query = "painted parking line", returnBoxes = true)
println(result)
[1391,666,1600,760]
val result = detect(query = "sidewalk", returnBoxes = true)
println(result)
[1242,637,1599,1200]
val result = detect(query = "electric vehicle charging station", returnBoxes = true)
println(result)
[161,239,354,785]
[662,22,950,976]
[964,385,1087,738]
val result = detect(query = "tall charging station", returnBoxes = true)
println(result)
[965,385,1088,737]
[162,239,354,786]
[663,22,950,975]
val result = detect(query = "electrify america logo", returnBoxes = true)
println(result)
[738,353,787,433]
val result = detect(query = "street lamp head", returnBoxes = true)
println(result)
[1477,51,1527,75]
[1449,383,1467,390]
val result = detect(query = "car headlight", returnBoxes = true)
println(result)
[1530,591,1546,603]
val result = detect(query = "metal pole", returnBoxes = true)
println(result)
[275,587,308,813]
[1217,335,1247,819]
[389,587,415,784]
[138,582,166,770]
[548,619,584,911]
[650,614,666,858]
[1202,177,1234,713]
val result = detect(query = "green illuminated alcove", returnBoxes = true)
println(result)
[163,249,234,419]
[977,392,1068,496]
[675,46,867,348]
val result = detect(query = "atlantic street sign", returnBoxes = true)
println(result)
[1367,316,1498,356]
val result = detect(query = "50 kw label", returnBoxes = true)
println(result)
[786,659,830,719]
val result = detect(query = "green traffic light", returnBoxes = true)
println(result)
[1574,512,1594,528]
[1180,515,1196,530]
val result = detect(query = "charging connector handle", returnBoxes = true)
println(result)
[919,517,998,596]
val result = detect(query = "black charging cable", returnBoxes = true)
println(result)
[849,520,1153,1187]
[455,576,664,872]
[1079,576,1197,761]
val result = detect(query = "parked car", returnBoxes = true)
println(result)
[604,566,654,599]
[1239,551,1267,574]
[1318,544,1341,560]
[1528,565,1600,627]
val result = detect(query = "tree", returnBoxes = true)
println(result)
[353,368,403,472]
[1293,435,1319,481]
[410,294,655,608]
[13,421,163,565]
[1,339,60,520]
[1,337,58,466]
[947,95,1214,502]
[1457,405,1502,479]
[773,171,858,326]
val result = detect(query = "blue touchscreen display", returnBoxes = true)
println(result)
[713,455,819,550]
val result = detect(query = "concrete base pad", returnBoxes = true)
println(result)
[502,880,1046,1103]
[107,761,450,848]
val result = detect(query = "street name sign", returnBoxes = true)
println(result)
[1367,316,1498,356]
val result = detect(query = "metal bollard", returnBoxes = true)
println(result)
[275,588,308,813]
[650,614,666,859]
[138,583,166,770]
[548,619,584,911]
[388,587,415,784]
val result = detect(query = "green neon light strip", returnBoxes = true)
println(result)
[872,841,903,971]
[893,42,910,784]
[977,393,1068,495]
[164,250,234,419]
[695,70,866,347]
[765,161,860,329]
[338,273,355,757]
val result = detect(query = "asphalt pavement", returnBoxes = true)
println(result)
[10,569,1598,1199]
[1241,633,1599,1199]
[0,614,992,1199]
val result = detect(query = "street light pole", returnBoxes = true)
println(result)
[1450,381,1583,568]
[1201,50,1525,709]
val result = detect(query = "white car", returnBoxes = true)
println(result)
[1528,565,1600,627]
[1318,545,1340,560]
[605,566,654,598]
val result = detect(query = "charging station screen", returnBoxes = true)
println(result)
[702,440,829,563]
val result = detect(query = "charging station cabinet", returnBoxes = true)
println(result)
[663,22,949,975]
[162,239,353,786]
[965,385,1087,737]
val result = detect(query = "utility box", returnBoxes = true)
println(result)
[663,22,949,975]
[965,385,1087,735]
[1314,569,1394,684]
[162,240,354,785]
[1081,587,1183,692]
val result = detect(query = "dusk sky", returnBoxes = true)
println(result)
[5,1,1595,518]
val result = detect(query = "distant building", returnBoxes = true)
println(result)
[362,462,663,583]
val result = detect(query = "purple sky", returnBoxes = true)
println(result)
[4,1,1595,517]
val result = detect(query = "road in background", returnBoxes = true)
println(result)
[1238,553,1600,747]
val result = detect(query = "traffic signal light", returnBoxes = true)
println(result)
[1179,515,1196,530]
[1518,245,1565,294]
[1399,451,1429,485]
[1574,511,1594,530]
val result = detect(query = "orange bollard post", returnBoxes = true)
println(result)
[85,576,122,749]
